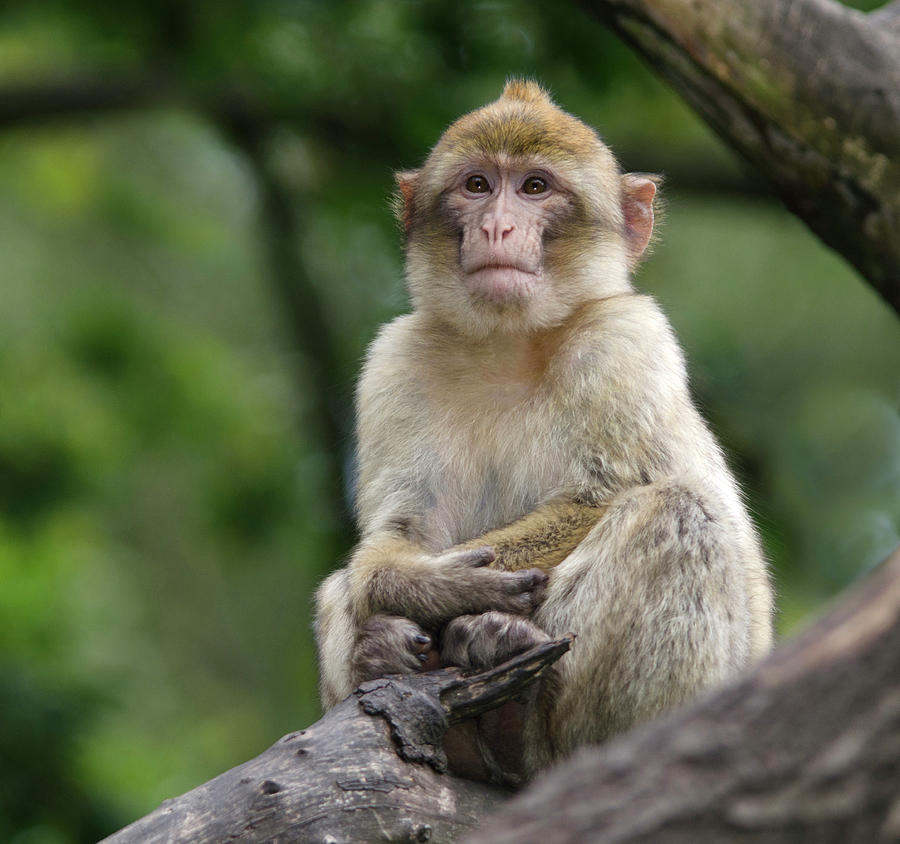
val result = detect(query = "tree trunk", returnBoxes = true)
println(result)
[581,0,900,313]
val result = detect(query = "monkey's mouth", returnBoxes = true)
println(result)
[466,264,539,302]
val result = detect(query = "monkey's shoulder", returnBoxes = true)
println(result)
[359,313,429,387]
[356,314,434,426]
[367,311,432,350]
[561,294,686,378]
[571,292,676,339]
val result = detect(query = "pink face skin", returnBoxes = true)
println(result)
[445,161,573,305]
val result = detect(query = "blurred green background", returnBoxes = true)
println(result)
[0,0,897,840]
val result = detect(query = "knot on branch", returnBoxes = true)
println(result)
[358,677,451,772]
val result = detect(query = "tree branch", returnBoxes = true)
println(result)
[871,0,900,34]
[581,0,900,313]
[0,73,776,199]
[101,544,900,843]
[101,637,573,844]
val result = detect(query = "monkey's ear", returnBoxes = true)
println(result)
[393,169,421,235]
[621,173,661,270]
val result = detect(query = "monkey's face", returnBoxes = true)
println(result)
[395,81,642,338]
[448,158,571,306]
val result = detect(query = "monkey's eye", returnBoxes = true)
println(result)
[464,174,491,194]
[522,176,548,195]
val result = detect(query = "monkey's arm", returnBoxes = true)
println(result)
[346,496,604,625]
[457,497,607,572]
[316,498,596,708]
[346,534,547,630]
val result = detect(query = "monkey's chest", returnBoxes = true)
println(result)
[422,400,572,544]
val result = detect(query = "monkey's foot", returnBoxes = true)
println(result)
[441,611,551,672]
[352,614,439,686]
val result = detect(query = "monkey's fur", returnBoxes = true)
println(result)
[315,80,774,780]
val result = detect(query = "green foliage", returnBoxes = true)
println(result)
[0,669,115,843]
[0,112,329,834]
[0,2,897,841]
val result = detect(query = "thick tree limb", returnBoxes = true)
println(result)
[582,0,900,312]
[872,0,900,33]
[465,547,900,843]
[101,637,572,843]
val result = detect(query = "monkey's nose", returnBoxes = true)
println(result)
[481,214,515,244]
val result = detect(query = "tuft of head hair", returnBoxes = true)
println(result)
[500,78,553,105]
[425,78,609,169]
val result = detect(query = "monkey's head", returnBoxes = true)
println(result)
[394,79,658,338]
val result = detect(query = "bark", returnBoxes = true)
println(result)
[100,637,572,844]
[465,547,900,843]
[581,0,900,313]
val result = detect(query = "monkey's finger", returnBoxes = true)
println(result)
[505,568,548,592]
[411,630,433,657]
[503,569,549,612]
[418,648,442,671]
[442,546,496,568]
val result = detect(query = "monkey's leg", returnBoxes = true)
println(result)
[458,497,606,572]
[525,481,751,774]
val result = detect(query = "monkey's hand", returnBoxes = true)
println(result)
[441,610,551,672]
[352,540,547,630]
[402,546,548,628]
[351,614,440,687]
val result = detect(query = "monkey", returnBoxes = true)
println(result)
[314,79,774,781]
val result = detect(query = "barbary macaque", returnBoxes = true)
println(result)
[315,79,774,781]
